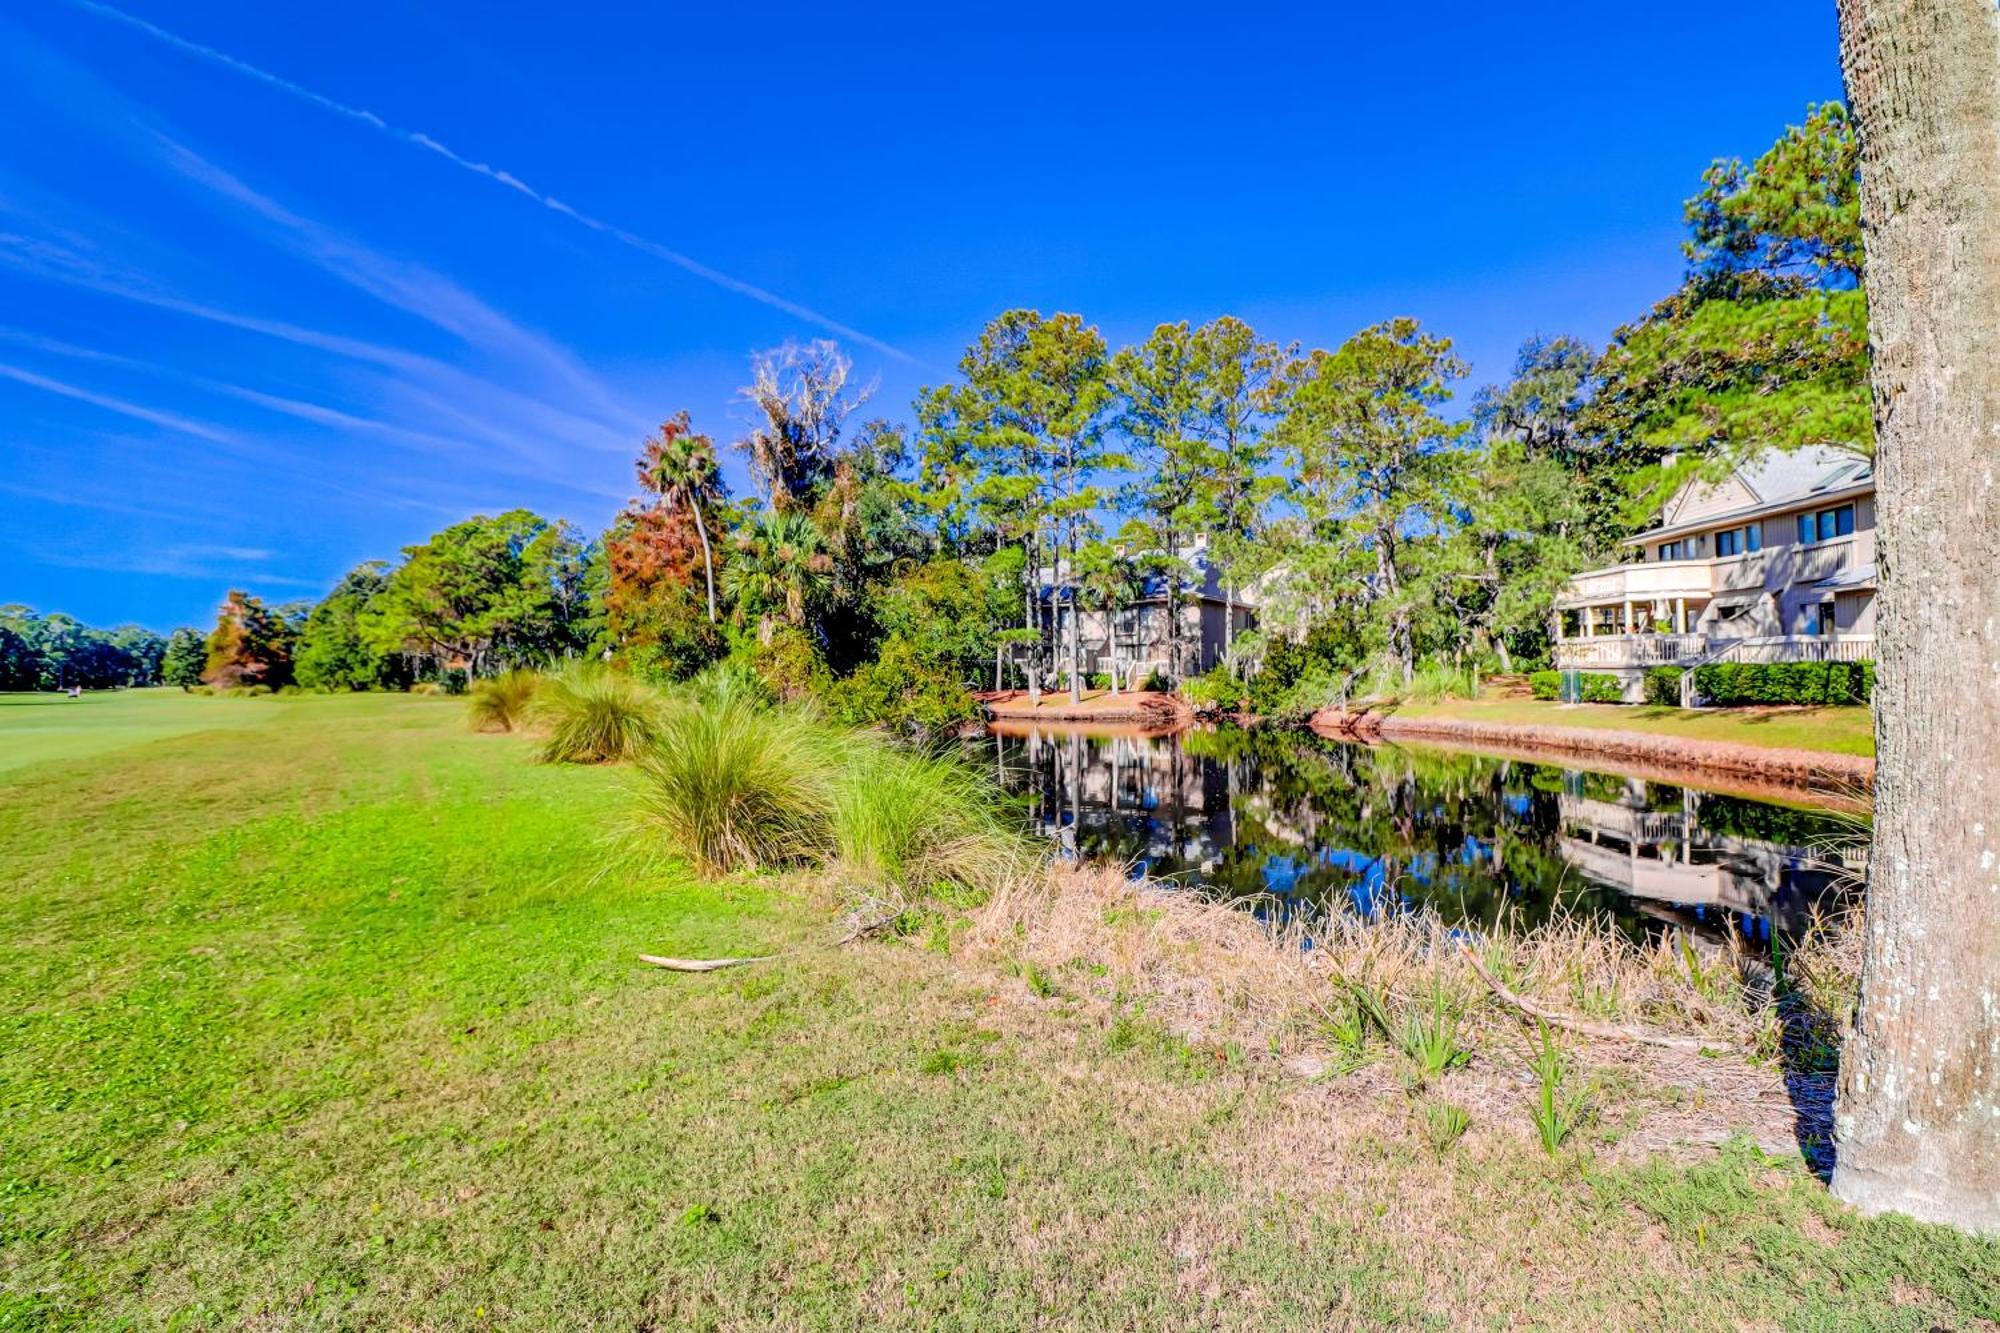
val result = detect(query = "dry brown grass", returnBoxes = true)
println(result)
[961,863,1836,1164]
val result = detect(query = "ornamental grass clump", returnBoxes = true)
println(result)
[828,739,1031,896]
[467,669,542,733]
[633,684,837,876]
[632,671,1034,892]
[533,664,664,764]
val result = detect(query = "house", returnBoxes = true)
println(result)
[1552,445,1876,699]
[1034,538,1257,687]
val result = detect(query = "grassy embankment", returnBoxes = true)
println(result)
[2,689,1990,1328]
[1381,696,1877,757]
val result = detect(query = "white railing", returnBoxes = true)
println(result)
[1553,634,1707,668]
[1554,633,1875,671]
[1707,635,1876,665]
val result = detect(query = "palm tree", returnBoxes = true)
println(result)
[721,511,831,643]
[639,413,723,623]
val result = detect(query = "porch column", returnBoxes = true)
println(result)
[1623,600,1636,634]
[1674,597,1687,635]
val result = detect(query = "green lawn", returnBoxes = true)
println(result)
[1392,697,1877,757]
[0,688,288,773]
[2,692,1987,1328]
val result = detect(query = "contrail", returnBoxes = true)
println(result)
[63,0,918,365]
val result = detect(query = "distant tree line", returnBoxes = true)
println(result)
[0,606,173,691]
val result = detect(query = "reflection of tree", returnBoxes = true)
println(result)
[977,726,1861,940]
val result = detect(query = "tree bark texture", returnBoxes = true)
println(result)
[1833,0,2000,1235]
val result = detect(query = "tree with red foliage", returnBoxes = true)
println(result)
[637,413,725,623]
[603,501,724,681]
[201,589,294,689]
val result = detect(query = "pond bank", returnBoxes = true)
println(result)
[1311,704,1875,795]
[975,687,1188,724]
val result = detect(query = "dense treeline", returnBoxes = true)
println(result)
[0,606,174,690]
[15,106,1862,723]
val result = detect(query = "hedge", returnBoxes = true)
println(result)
[1690,660,1874,707]
[1643,666,1685,707]
[1529,669,1622,702]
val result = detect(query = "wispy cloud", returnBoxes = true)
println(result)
[0,231,634,485]
[0,360,236,442]
[66,0,917,365]
[152,136,638,430]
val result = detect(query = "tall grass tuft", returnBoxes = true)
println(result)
[631,679,1032,891]
[829,739,1030,895]
[1406,660,1479,703]
[533,664,663,764]
[633,686,836,875]
[1526,1022,1585,1156]
[467,669,542,733]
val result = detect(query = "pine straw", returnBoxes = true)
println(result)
[962,863,1840,1164]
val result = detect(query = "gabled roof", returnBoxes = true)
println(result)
[1629,446,1873,546]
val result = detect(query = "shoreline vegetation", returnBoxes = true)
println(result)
[4,690,1991,1326]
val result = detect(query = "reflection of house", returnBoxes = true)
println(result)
[1036,539,1257,685]
[1554,781,1850,936]
[1553,447,1876,698]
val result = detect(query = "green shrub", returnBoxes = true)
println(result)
[1691,660,1874,707]
[533,665,663,764]
[737,626,829,703]
[1529,670,1623,703]
[1643,666,1685,707]
[826,638,979,735]
[1579,673,1624,703]
[1183,667,1249,712]
[1407,660,1477,703]
[441,669,469,697]
[467,669,542,733]
[1087,672,1111,691]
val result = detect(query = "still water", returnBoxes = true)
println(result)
[975,724,1867,943]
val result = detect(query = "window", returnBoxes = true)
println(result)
[1798,505,1855,544]
[1746,523,1762,552]
[1658,540,1681,561]
[1716,529,1740,557]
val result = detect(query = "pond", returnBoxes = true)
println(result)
[972,723,1868,944]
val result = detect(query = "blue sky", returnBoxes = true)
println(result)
[1,1,1843,630]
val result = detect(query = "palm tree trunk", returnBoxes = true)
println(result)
[690,503,718,624]
[1829,0,2000,1236]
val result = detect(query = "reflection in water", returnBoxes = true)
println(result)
[976,724,1866,942]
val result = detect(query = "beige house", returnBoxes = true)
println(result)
[1553,446,1875,696]
[1037,539,1257,687]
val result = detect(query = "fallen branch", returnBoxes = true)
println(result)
[1458,943,1722,1053]
[837,910,902,947]
[637,953,779,972]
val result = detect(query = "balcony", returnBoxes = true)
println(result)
[1553,633,1876,671]
[1557,537,1862,610]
